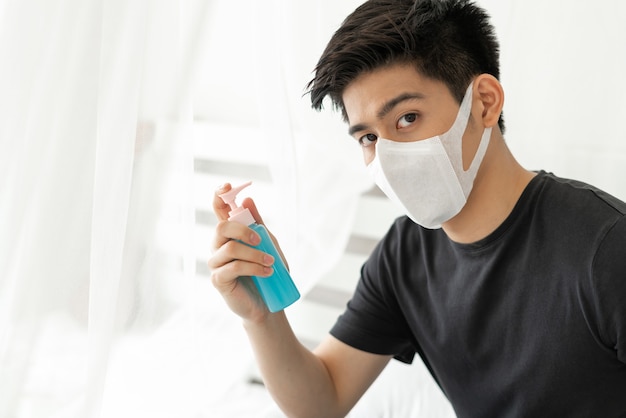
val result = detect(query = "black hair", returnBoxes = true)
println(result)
[307,0,505,131]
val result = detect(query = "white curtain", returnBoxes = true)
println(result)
[1,0,624,418]
[0,0,213,416]
[0,0,368,417]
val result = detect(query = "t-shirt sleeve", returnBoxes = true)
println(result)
[330,220,416,364]
[591,215,626,364]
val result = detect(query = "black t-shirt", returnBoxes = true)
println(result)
[331,171,626,417]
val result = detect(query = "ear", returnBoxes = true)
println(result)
[473,74,504,129]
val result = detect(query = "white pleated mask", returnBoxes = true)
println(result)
[367,82,492,229]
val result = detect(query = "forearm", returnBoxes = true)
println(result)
[243,311,342,418]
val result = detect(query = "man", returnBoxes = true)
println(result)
[209,0,626,416]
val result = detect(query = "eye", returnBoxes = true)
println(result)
[397,113,418,129]
[358,133,378,147]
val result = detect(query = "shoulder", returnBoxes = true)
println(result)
[587,214,626,361]
[594,215,626,271]
[528,172,626,235]
[538,171,626,215]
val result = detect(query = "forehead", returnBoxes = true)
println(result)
[342,64,450,123]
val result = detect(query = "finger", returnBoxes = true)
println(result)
[239,198,289,270]
[211,260,274,291]
[213,183,233,222]
[208,239,275,271]
[211,219,262,252]
[242,197,266,226]
[210,247,275,296]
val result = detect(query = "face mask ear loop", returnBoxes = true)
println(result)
[439,81,475,173]
[457,81,475,127]
[463,80,492,177]
[449,82,475,137]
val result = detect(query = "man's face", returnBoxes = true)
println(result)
[343,63,466,165]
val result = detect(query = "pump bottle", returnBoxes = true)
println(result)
[219,181,300,312]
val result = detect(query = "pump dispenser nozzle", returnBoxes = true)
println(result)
[218,181,256,226]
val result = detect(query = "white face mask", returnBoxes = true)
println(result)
[367,82,492,229]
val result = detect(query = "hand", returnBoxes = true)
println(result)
[208,183,277,322]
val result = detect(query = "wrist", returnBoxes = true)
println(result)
[242,309,287,333]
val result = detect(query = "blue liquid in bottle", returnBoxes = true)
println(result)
[248,223,300,312]
[219,181,300,312]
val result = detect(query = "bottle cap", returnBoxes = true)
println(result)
[218,181,256,226]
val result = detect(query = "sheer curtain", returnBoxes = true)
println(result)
[0,0,214,416]
[1,0,625,418]
[0,0,368,417]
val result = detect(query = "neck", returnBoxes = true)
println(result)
[442,132,536,244]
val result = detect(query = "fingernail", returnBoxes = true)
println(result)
[263,254,274,266]
[250,232,260,245]
[263,267,273,276]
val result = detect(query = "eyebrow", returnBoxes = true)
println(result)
[348,92,426,136]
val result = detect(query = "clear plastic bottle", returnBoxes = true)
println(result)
[219,181,300,312]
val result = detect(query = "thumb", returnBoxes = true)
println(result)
[241,197,265,226]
